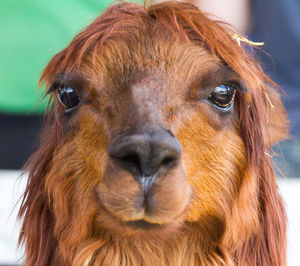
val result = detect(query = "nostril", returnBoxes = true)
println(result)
[110,149,142,174]
[120,154,139,165]
[118,153,141,170]
[161,156,177,166]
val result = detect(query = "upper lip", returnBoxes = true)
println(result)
[140,174,155,194]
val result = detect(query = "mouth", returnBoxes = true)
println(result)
[94,188,173,234]
[94,162,193,235]
[125,219,163,230]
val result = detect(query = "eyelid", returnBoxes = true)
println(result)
[221,80,242,90]
[224,80,246,92]
[46,82,60,94]
[46,72,86,95]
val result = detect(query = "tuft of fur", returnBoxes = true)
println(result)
[19,1,288,265]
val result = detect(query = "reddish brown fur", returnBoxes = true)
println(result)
[19,1,288,265]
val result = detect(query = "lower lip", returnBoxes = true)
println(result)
[125,220,163,230]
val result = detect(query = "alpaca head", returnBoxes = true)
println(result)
[19,1,288,265]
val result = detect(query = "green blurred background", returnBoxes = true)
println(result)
[0,0,114,114]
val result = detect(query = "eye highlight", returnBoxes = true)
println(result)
[208,84,236,109]
[58,87,80,111]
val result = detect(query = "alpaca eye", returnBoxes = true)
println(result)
[208,84,235,109]
[58,87,80,111]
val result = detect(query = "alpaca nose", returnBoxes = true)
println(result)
[109,129,181,179]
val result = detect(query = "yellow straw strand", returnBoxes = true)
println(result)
[231,33,264,47]
[264,152,273,158]
[264,92,276,109]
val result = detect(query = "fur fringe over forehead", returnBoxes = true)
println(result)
[41,0,268,90]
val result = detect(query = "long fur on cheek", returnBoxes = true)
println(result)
[226,92,287,265]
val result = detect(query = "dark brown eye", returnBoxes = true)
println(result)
[58,87,80,111]
[208,84,235,109]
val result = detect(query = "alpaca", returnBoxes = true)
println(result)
[18,1,288,265]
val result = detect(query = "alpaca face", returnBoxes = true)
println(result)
[46,32,247,239]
